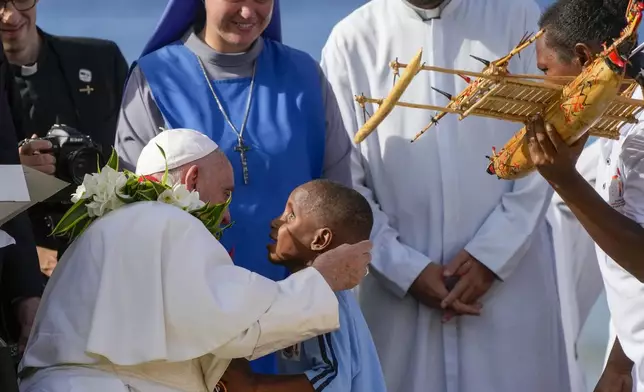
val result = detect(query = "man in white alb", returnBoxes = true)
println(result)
[17,129,372,392]
[320,0,569,391]
[546,141,603,392]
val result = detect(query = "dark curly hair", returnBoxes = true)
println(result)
[538,0,630,63]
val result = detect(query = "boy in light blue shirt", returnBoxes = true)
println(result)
[219,179,387,392]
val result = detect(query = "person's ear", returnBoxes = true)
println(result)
[573,43,594,68]
[310,228,333,252]
[184,165,199,191]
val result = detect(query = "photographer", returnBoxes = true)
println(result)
[1,0,128,274]
[0,37,43,392]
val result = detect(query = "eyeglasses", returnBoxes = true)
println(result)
[0,0,36,12]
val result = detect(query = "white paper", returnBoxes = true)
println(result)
[0,166,69,226]
[0,165,29,202]
[0,229,15,248]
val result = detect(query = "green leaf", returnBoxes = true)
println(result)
[51,200,88,236]
[116,192,136,204]
[149,180,170,195]
[106,148,119,171]
[65,216,92,241]
[155,143,169,186]
[192,194,233,239]
[53,208,90,236]
[135,188,157,201]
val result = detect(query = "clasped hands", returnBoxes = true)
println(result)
[409,250,495,322]
[409,114,588,322]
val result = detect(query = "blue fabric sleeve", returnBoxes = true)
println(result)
[302,331,353,392]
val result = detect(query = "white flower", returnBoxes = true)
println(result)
[185,191,206,211]
[70,183,87,203]
[157,184,205,211]
[157,189,177,206]
[81,166,127,217]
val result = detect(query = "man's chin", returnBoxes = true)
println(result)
[266,244,282,264]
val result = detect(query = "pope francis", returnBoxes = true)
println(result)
[16,129,372,392]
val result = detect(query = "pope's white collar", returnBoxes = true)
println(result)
[401,0,453,20]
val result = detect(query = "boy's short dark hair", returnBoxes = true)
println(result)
[300,179,373,243]
[538,0,629,63]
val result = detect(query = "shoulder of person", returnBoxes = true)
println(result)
[262,38,317,65]
[326,0,381,45]
[477,0,541,15]
[262,38,328,82]
[621,123,644,161]
[43,31,124,61]
[321,0,397,60]
[615,97,644,175]
[90,202,220,244]
[334,291,360,329]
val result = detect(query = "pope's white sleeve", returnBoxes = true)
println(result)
[320,32,432,298]
[464,17,554,280]
[211,267,340,360]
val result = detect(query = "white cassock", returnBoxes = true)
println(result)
[18,201,339,392]
[546,141,604,392]
[320,0,569,391]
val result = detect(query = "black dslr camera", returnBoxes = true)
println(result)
[35,124,105,186]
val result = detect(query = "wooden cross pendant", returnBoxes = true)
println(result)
[233,136,251,185]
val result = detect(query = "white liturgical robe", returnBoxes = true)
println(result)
[546,141,603,392]
[18,202,340,392]
[320,0,569,391]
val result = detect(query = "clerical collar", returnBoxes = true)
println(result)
[11,58,39,77]
[182,28,263,68]
[20,63,38,76]
[401,0,453,20]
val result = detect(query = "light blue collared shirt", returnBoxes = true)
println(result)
[277,291,387,392]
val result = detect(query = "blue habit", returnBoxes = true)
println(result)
[137,39,326,374]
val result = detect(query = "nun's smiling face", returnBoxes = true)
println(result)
[204,0,273,53]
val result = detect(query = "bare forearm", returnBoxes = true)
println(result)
[606,336,633,372]
[553,171,644,281]
[252,374,315,392]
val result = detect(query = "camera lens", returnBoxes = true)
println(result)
[67,148,104,185]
